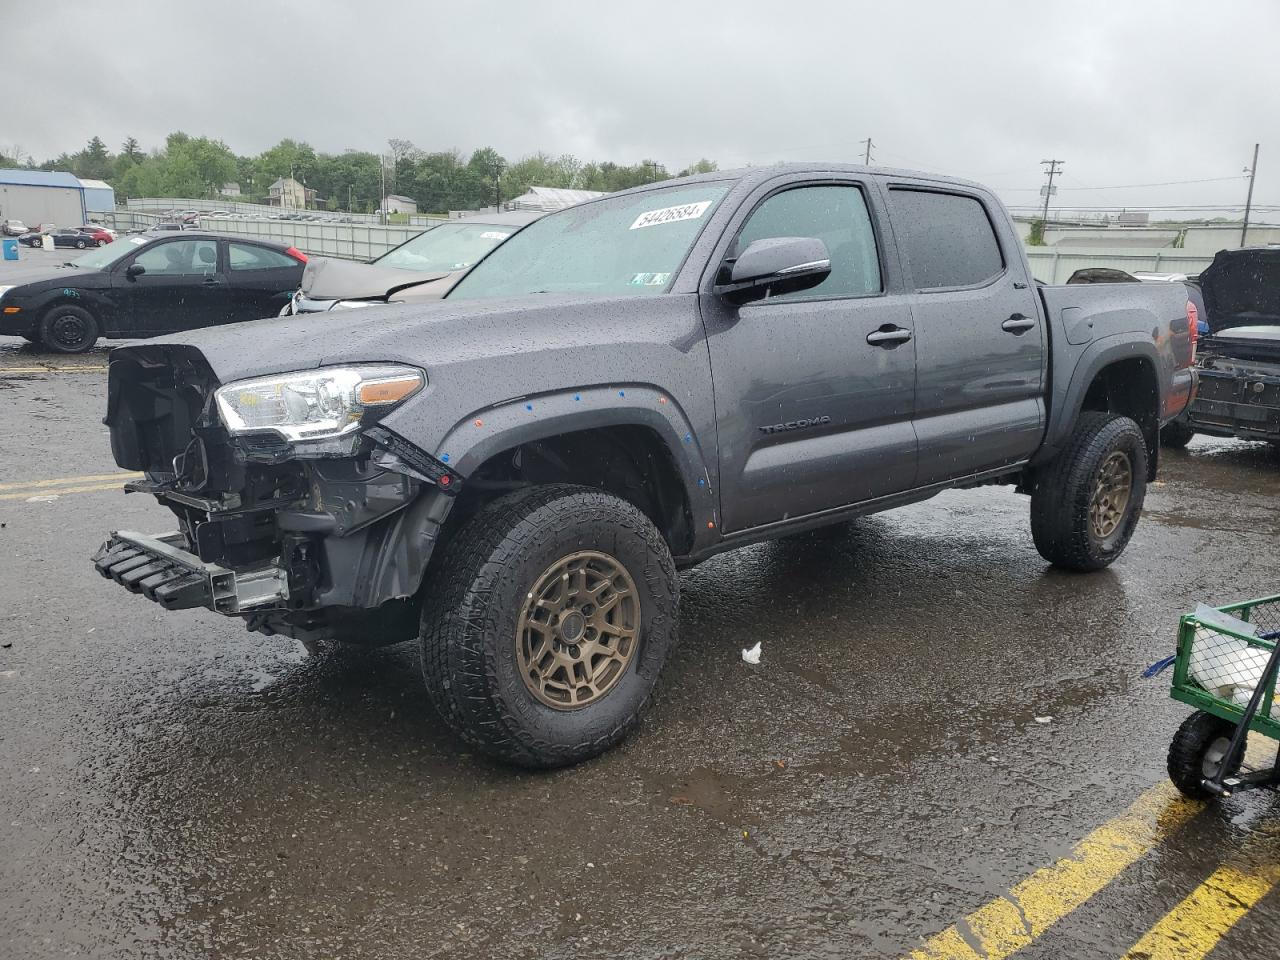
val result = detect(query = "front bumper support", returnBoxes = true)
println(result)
[92,530,289,614]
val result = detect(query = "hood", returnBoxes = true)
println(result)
[0,263,102,291]
[300,256,451,302]
[1197,248,1280,335]
[1204,324,1280,364]
[124,292,633,383]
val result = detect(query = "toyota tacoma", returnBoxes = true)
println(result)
[92,164,1197,767]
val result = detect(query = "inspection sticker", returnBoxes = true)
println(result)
[129,236,148,245]
[630,201,712,230]
[479,231,511,240]
[628,272,672,286]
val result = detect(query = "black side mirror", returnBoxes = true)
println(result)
[714,237,831,304]
[125,263,146,279]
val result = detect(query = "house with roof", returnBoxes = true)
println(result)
[266,176,317,209]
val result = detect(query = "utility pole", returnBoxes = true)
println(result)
[1040,159,1064,227]
[1241,143,1259,247]
[379,156,387,225]
[861,138,874,165]
[348,184,353,212]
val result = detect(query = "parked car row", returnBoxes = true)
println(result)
[17,226,115,248]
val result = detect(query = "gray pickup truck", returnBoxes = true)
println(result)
[93,164,1197,767]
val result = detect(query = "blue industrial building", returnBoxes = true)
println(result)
[0,169,88,228]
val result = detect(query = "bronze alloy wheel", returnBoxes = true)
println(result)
[516,550,640,710]
[1089,450,1132,541]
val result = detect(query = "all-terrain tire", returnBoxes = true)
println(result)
[1160,419,1196,449]
[420,484,679,768]
[1030,411,1148,571]
[38,304,99,354]
[1167,710,1238,799]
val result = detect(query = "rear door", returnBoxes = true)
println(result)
[225,240,305,322]
[886,186,1046,485]
[110,236,227,334]
[702,177,918,533]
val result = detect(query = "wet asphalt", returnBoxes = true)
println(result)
[1,335,1279,960]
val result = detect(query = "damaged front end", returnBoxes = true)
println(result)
[92,344,458,644]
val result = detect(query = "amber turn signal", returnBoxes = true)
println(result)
[357,375,424,406]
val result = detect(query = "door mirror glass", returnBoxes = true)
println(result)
[716,237,831,303]
[126,262,146,278]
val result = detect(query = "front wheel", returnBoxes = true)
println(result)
[39,304,99,354]
[421,484,679,768]
[1030,411,1148,571]
[1168,711,1240,799]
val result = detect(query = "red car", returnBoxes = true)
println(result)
[78,226,114,247]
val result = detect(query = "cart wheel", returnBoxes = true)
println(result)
[1168,711,1241,799]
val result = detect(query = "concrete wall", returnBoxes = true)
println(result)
[0,183,85,228]
[1024,248,1213,284]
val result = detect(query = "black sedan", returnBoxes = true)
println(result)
[47,227,107,249]
[0,232,307,352]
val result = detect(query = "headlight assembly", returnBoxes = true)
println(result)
[214,364,425,441]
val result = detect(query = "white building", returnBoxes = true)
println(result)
[506,186,605,212]
[384,194,418,215]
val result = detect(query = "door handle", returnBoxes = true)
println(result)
[866,326,913,347]
[1002,314,1036,334]
[202,277,220,286]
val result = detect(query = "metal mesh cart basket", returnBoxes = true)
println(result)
[1166,594,1280,799]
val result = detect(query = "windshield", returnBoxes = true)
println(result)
[70,234,154,269]
[375,222,522,273]
[448,183,731,299]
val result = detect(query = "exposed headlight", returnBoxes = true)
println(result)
[214,364,425,441]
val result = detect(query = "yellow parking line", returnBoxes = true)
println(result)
[0,365,108,375]
[1123,836,1280,959]
[908,783,1202,960]
[0,480,131,501]
[0,472,142,493]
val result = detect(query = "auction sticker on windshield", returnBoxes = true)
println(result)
[630,201,713,230]
[480,231,511,240]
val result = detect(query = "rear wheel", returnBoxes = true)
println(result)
[1030,411,1147,571]
[74,239,87,249]
[421,484,679,768]
[1160,419,1196,449]
[96,238,107,247]
[39,304,99,353]
[1168,711,1239,799]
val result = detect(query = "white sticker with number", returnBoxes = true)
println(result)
[479,231,511,240]
[629,201,712,230]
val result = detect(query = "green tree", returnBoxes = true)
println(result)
[120,137,143,164]
[76,136,114,180]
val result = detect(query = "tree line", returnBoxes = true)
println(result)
[0,134,718,214]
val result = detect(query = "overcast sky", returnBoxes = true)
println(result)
[4,0,1277,215]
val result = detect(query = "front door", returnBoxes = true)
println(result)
[112,237,227,334]
[886,187,1047,485]
[703,181,918,534]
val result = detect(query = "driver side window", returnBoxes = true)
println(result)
[133,239,219,275]
[735,185,882,300]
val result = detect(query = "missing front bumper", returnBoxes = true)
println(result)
[92,530,289,614]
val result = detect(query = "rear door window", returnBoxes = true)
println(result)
[733,185,881,300]
[889,189,1004,290]
[228,242,297,270]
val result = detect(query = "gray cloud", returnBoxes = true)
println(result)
[3,0,1275,213]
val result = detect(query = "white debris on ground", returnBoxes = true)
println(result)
[1035,716,1053,724]
[741,642,762,665]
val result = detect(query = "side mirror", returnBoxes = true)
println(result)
[715,237,831,304]
[125,263,146,279]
